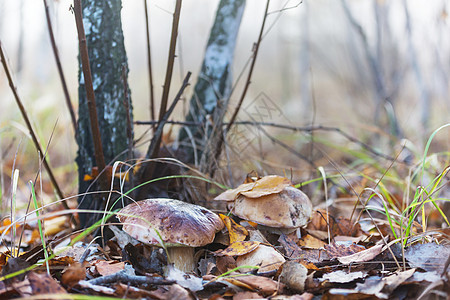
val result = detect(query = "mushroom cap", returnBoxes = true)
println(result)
[229,186,312,228]
[118,198,224,247]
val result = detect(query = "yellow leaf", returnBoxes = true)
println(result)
[240,175,291,198]
[219,214,248,244]
[298,234,327,249]
[216,241,260,257]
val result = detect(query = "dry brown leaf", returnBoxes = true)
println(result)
[225,275,281,297]
[338,244,383,265]
[233,291,262,299]
[219,214,248,244]
[28,271,67,295]
[332,217,362,237]
[214,182,255,201]
[94,260,125,276]
[298,234,327,249]
[214,175,291,201]
[279,234,328,263]
[61,262,86,288]
[215,241,260,257]
[279,261,308,292]
[325,242,366,259]
[240,175,291,198]
[48,256,75,267]
[307,209,330,232]
[216,256,237,274]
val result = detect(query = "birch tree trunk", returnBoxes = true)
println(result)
[178,0,245,173]
[76,0,132,228]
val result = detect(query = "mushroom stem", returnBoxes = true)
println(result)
[167,246,195,273]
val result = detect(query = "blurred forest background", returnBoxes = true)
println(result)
[0,0,449,204]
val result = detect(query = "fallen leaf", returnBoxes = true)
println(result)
[350,268,416,299]
[279,261,308,292]
[233,291,262,299]
[219,214,248,243]
[405,242,450,274]
[28,271,67,295]
[279,234,328,262]
[61,262,86,288]
[381,268,415,294]
[321,270,366,283]
[214,182,255,201]
[214,175,291,201]
[166,265,203,292]
[216,256,237,274]
[307,211,362,238]
[166,284,194,300]
[307,209,330,232]
[240,175,291,198]
[331,217,362,237]
[94,260,125,276]
[298,234,327,249]
[272,293,314,300]
[325,242,366,259]
[215,241,260,257]
[225,275,280,297]
[338,244,383,265]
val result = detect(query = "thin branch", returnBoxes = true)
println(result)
[146,72,192,161]
[43,0,77,133]
[73,0,109,192]
[158,0,182,122]
[143,0,156,127]
[121,65,133,161]
[136,120,403,163]
[0,41,69,210]
[138,72,191,199]
[87,269,175,286]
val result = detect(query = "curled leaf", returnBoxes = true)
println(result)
[219,214,248,244]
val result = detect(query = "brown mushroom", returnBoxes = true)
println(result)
[118,198,224,273]
[228,186,312,233]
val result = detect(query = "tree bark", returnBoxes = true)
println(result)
[76,0,132,228]
[178,0,245,173]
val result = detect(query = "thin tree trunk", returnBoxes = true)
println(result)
[76,0,132,228]
[178,0,246,173]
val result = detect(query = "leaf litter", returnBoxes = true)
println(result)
[1,175,449,299]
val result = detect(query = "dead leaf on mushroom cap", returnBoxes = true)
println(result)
[240,175,292,198]
[214,175,291,201]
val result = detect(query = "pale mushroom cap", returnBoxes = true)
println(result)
[118,199,224,247]
[236,244,286,273]
[230,186,312,228]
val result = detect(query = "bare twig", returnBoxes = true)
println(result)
[87,269,175,286]
[136,120,402,163]
[158,0,182,122]
[73,0,109,192]
[146,72,191,161]
[122,65,133,161]
[143,0,156,126]
[0,40,70,210]
[138,72,191,199]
